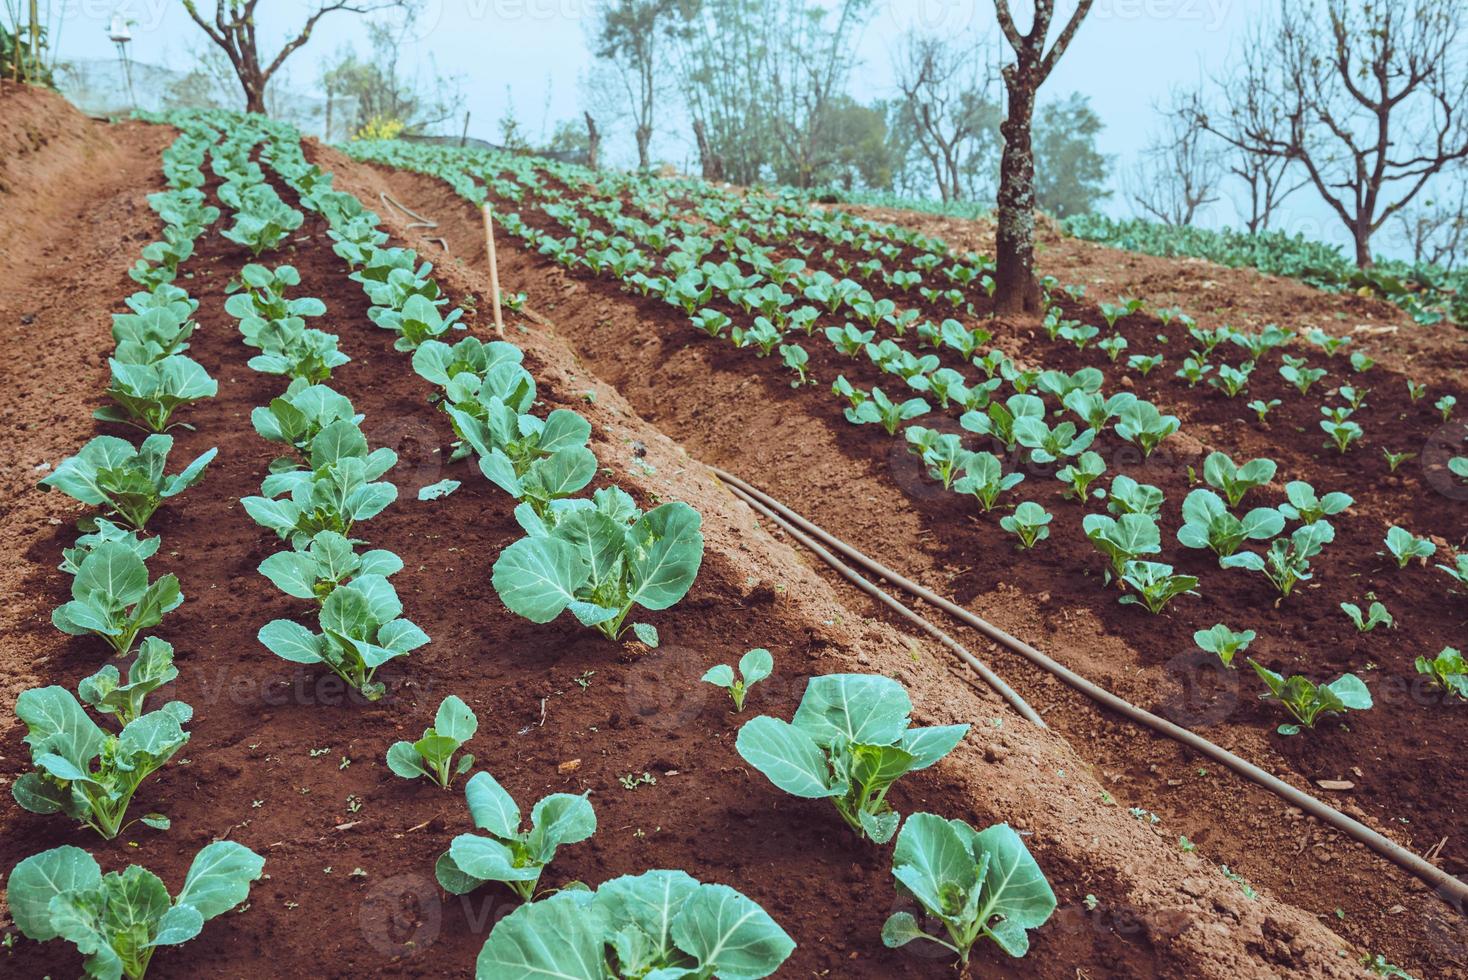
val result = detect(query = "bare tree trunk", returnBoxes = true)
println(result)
[585,112,601,170]
[995,78,1040,313]
[635,123,652,169]
[692,119,723,181]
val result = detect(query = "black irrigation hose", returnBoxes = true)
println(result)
[720,482,1047,728]
[378,191,438,230]
[711,466,1468,912]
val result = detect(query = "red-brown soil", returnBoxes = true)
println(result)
[0,81,1455,979]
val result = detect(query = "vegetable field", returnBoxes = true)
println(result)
[1,81,1466,979]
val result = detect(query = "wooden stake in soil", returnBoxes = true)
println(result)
[481,203,505,337]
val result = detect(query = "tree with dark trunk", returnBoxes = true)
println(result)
[1189,0,1468,267]
[584,112,601,170]
[991,0,1093,315]
[182,0,406,115]
[591,0,691,170]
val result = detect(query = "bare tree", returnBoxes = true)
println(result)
[1129,100,1221,226]
[891,32,995,203]
[584,111,601,170]
[991,0,1093,314]
[1191,0,1468,267]
[1392,176,1468,267]
[181,0,406,114]
[590,0,690,170]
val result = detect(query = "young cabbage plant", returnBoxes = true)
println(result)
[1221,521,1336,597]
[906,427,972,489]
[77,637,180,726]
[461,408,599,516]
[1383,525,1436,568]
[369,293,464,351]
[97,354,218,432]
[7,842,263,980]
[1201,452,1277,508]
[702,648,774,712]
[59,518,160,576]
[961,394,1044,452]
[735,673,968,844]
[1247,398,1281,422]
[1177,489,1285,560]
[692,308,732,338]
[1036,367,1103,400]
[251,382,363,468]
[1280,359,1327,395]
[1321,418,1363,453]
[999,502,1053,550]
[243,430,398,546]
[882,813,1057,966]
[111,303,196,365]
[1126,353,1164,376]
[13,679,190,838]
[1114,401,1180,457]
[435,770,595,901]
[1341,601,1393,632]
[1061,389,1136,430]
[953,452,1024,512]
[1194,624,1255,667]
[1118,561,1199,614]
[474,870,794,980]
[492,497,704,645]
[1012,417,1095,465]
[1083,513,1161,584]
[1277,481,1352,523]
[779,343,810,385]
[1448,456,1468,482]
[1209,362,1255,398]
[257,530,403,601]
[1249,660,1372,735]
[1382,449,1417,473]
[52,541,182,657]
[243,317,351,383]
[1438,554,1468,590]
[1106,475,1164,518]
[845,386,930,436]
[40,434,217,530]
[1056,451,1106,499]
[1437,394,1457,422]
[1415,648,1467,700]
[257,576,428,701]
[387,695,478,789]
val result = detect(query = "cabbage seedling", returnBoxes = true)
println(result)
[1247,398,1280,422]
[1193,624,1255,667]
[1114,401,1180,457]
[953,452,1024,511]
[40,434,217,530]
[243,454,398,548]
[1126,353,1164,376]
[1083,513,1161,583]
[1382,449,1416,472]
[436,771,595,901]
[845,386,930,435]
[692,308,731,338]
[736,673,967,843]
[1449,456,1468,481]
[6,841,263,980]
[257,576,428,701]
[1436,394,1456,422]
[1248,660,1371,734]
[701,648,773,711]
[1415,648,1466,700]
[1118,561,1199,614]
[13,680,190,838]
[52,541,183,657]
[1406,380,1427,402]
[999,502,1052,549]
[59,518,159,576]
[1202,451,1277,508]
[77,637,180,726]
[1098,334,1128,362]
[1175,355,1212,386]
[1280,357,1327,395]
[961,393,1044,451]
[474,870,794,979]
[1012,417,1095,465]
[96,354,218,433]
[1277,481,1352,523]
[882,814,1056,965]
[1340,601,1393,631]
[1320,418,1362,453]
[258,530,402,601]
[1438,554,1468,589]
[1383,525,1435,567]
[387,695,478,789]
[492,498,704,643]
[1057,451,1106,499]
[1209,362,1254,397]
[1106,475,1164,518]
[779,343,810,385]
[1221,521,1335,597]
[1177,489,1284,559]
[825,321,872,355]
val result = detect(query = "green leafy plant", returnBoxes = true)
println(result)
[1249,660,1372,734]
[97,355,218,432]
[1202,451,1277,508]
[735,673,968,843]
[369,293,464,351]
[1114,401,1180,457]
[961,393,1044,451]
[257,529,402,601]
[386,695,478,788]
[953,452,1024,511]
[492,495,704,644]
[702,648,774,712]
[257,576,429,701]
[51,541,182,657]
[845,386,930,435]
[779,343,810,385]
[435,770,595,901]
[12,678,190,838]
[1177,489,1284,559]
[1340,601,1393,632]
[1381,449,1416,472]
[76,638,179,726]
[6,841,264,980]
[1083,513,1161,583]
[1277,481,1352,523]
[881,813,1056,965]
[1414,647,1466,700]
[1012,417,1095,465]
[1247,398,1280,422]
[999,501,1052,549]
[1436,394,1456,422]
[1321,418,1363,453]
[1280,357,1327,395]
[1222,521,1336,597]
[1057,451,1106,499]
[906,427,972,489]
[251,382,362,466]
[1106,475,1164,518]
[1437,553,1468,589]
[473,870,794,979]
[1194,624,1255,667]
[1209,361,1254,397]
[1126,353,1164,376]
[1118,561,1199,614]
[40,434,217,530]
[1384,525,1436,567]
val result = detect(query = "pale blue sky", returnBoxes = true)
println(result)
[48,0,1382,252]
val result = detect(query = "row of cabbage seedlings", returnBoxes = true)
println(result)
[407,146,1468,730]
[12,121,265,980]
[264,118,1072,975]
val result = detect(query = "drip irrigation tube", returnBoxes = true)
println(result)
[721,482,1045,728]
[712,466,1468,912]
[378,191,438,230]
